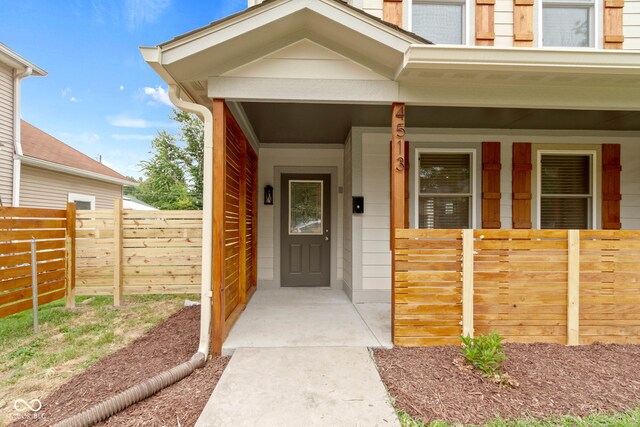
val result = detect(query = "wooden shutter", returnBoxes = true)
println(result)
[383,0,403,27]
[482,142,501,228]
[512,143,532,229]
[476,0,496,46]
[602,144,622,229]
[604,0,624,49]
[513,0,534,47]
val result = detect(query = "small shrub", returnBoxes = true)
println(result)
[459,332,506,377]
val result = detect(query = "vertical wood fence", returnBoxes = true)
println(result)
[394,228,640,346]
[75,203,203,301]
[0,205,75,318]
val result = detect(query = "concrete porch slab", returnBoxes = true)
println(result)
[195,347,400,427]
[222,288,384,354]
[354,303,393,348]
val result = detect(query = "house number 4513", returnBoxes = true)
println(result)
[395,105,405,172]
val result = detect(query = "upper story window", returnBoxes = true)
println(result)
[417,151,474,228]
[541,0,596,47]
[539,153,594,229]
[412,0,468,45]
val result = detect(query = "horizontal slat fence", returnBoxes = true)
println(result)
[0,206,72,318]
[76,204,203,300]
[394,228,640,346]
[394,229,463,346]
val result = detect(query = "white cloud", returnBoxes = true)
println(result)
[125,0,171,30]
[61,88,72,97]
[142,86,172,107]
[111,133,155,141]
[70,97,79,103]
[119,85,125,91]
[107,114,176,129]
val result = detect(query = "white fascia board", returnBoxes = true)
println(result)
[208,76,399,103]
[0,43,47,76]
[139,46,200,106]
[160,0,417,66]
[398,80,640,111]
[404,45,640,76]
[19,156,137,187]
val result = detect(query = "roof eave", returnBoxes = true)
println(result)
[19,155,136,187]
[0,43,47,76]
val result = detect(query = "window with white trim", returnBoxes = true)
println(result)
[68,193,96,210]
[539,153,593,229]
[541,0,596,47]
[417,152,473,228]
[411,0,468,45]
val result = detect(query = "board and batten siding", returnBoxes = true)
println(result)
[0,62,15,207]
[625,0,640,49]
[256,146,344,288]
[19,165,123,210]
[351,128,640,301]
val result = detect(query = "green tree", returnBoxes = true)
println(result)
[125,110,204,210]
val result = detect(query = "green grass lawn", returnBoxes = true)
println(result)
[398,408,640,427]
[0,294,196,426]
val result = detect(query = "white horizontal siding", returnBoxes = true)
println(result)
[362,0,384,19]
[0,63,14,206]
[20,165,122,210]
[494,0,514,47]
[354,128,640,295]
[624,0,640,49]
[257,146,344,286]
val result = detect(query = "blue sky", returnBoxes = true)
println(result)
[0,0,246,178]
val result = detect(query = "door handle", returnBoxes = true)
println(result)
[325,236,329,241]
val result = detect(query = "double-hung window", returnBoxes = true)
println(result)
[542,0,596,47]
[417,152,473,228]
[539,153,594,229]
[412,0,467,44]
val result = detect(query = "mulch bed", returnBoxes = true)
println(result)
[374,343,640,425]
[10,306,228,427]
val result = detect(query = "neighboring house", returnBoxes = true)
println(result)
[0,42,46,208]
[0,43,133,210]
[19,120,133,210]
[141,0,640,353]
[123,195,158,210]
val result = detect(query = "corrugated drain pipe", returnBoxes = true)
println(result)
[51,353,206,427]
[52,84,215,427]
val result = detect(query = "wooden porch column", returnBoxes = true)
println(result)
[211,99,226,356]
[390,102,406,344]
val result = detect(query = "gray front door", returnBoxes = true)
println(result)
[281,174,331,287]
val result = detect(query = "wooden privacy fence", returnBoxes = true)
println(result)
[394,228,640,346]
[0,205,75,318]
[76,202,203,302]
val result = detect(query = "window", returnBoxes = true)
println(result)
[541,0,595,47]
[412,0,467,44]
[417,152,473,228]
[68,193,96,210]
[539,153,594,229]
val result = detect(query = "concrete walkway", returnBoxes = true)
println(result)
[195,346,399,427]
[223,288,392,354]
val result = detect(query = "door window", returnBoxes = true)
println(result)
[288,180,323,235]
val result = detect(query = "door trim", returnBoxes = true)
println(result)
[272,166,339,289]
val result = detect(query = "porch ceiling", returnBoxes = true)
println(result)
[242,102,640,144]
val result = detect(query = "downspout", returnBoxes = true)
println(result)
[51,85,213,427]
[167,84,214,356]
[11,67,32,207]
